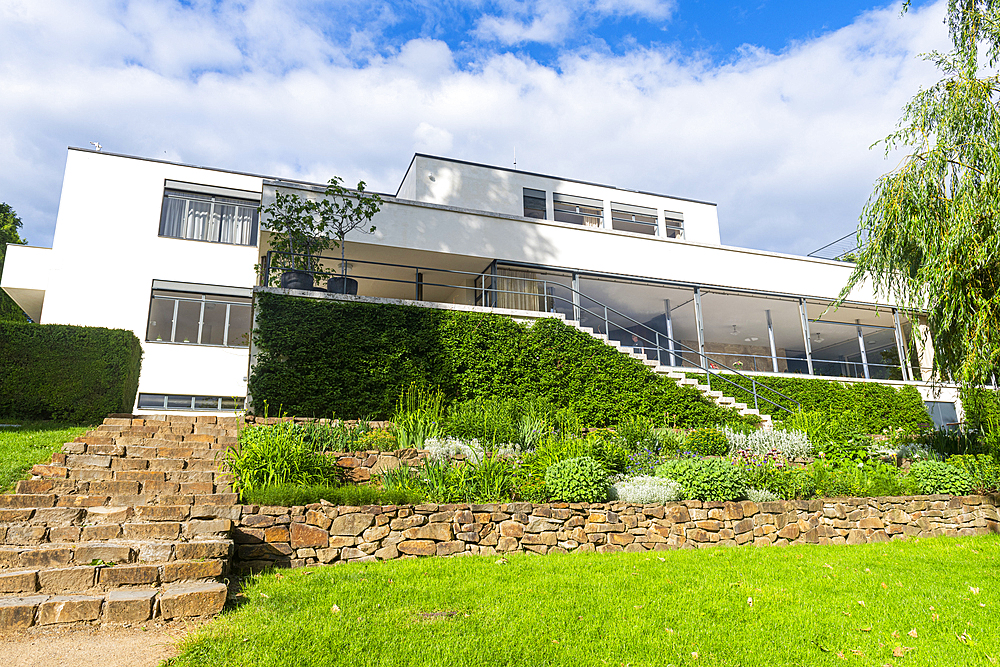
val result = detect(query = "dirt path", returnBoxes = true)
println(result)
[0,619,203,667]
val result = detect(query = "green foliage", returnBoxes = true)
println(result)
[684,427,729,456]
[0,322,142,422]
[655,458,746,502]
[0,420,91,492]
[945,454,1000,492]
[249,294,755,428]
[443,396,525,449]
[226,422,345,496]
[523,432,627,479]
[377,456,518,503]
[0,202,28,322]
[544,456,610,503]
[244,483,424,507]
[391,383,443,449]
[809,458,905,498]
[908,460,976,496]
[614,414,661,453]
[353,429,398,451]
[959,386,1000,430]
[283,420,374,452]
[842,0,1000,385]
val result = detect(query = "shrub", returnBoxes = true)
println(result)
[392,383,443,449]
[654,428,686,455]
[685,428,729,456]
[248,294,758,428]
[624,447,662,477]
[723,427,811,459]
[609,475,682,503]
[286,420,374,452]
[443,396,523,450]
[377,455,518,503]
[945,455,1000,492]
[655,458,746,501]
[423,436,485,464]
[809,458,904,498]
[745,488,780,503]
[615,415,661,453]
[245,483,424,506]
[226,422,344,496]
[908,460,976,496]
[0,322,142,423]
[545,456,610,502]
[353,429,398,451]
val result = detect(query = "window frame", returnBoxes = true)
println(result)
[158,187,260,247]
[552,193,604,227]
[611,202,659,236]
[145,289,252,348]
[137,393,245,411]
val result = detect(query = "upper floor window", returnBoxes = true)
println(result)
[611,203,658,236]
[663,210,684,239]
[523,188,547,219]
[159,186,259,246]
[146,288,252,347]
[553,193,603,228]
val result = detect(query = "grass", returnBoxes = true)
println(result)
[244,483,426,507]
[169,534,1000,667]
[0,419,92,492]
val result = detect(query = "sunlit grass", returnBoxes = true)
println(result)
[0,419,91,491]
[170,534,1000,667]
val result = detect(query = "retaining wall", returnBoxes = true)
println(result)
[231,494,1000,573]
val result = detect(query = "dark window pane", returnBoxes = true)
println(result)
[138,394,166,409]
[146,298,175,342]
[226,304,252,347]
[201,301,227,346]
[167,395,193,409]
[194,396,220,410]
[175,300,202,344]
[220,397,245,410]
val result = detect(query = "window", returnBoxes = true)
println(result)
[138,394,245,411]
[924,401,959,430]
[611,203,658,236]
[553,193,603,227]
[146,290,252,347]
[663,210,683,239]
[523,188,546,219]
[159,188,259,246]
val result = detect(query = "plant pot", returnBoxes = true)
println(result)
[280,270,314,291]
[327,276,359,295]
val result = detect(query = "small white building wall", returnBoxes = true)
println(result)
[398,154,723,246]
[2,148,262,410]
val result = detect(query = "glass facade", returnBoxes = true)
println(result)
[491,261,912,380]
[146,290,252,347]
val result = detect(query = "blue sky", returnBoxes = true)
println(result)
[0,0,947,255]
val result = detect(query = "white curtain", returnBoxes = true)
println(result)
[496,269,542,311]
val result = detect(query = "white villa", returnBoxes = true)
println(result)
[1,148,960,424]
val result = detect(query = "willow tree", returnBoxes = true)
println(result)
[843,0,1000,385]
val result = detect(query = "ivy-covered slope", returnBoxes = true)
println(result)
[248,292,755,427]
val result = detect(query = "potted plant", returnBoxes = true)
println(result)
[315,176,382,295]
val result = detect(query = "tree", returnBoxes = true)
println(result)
[842,0,1000,386]
[260,178,381,285]
[0,202,28,322]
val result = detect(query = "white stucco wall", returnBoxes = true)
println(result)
[399,155,723,245]
[1,148,261,412]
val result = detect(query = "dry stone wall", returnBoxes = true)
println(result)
[232,494,1000,573]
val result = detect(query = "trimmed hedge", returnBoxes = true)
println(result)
[0,322,142,423]
[693,373,932,434]
[248,293,756,427]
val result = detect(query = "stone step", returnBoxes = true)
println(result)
[0,581,227,629]
[716,396,736,405]
[0,557,228,597]
[706,390,723,399]
[741,408,760,416]
[664,371,686,380]
[12,482,235,504]
[695,384,711,392]
[732,403,747,411]
[678,377,699,386]
[0,539,232,571]
[1,513,235,548]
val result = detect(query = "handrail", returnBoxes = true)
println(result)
[262,250,802,415]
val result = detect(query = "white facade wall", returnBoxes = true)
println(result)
[3,149,262,411]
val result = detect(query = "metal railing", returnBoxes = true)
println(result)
[262,251,803,415]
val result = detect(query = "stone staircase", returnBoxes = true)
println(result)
[565,321,773,427]
[0,415,239,630]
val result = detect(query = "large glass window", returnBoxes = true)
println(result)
[611,203,658,236]
[553,193,603,228]
[523,188,546,220]
[146,290,251,347]
[699,291,807,374]
[159,189,259,246]
[663,211,683,239]
[806,302,903,379]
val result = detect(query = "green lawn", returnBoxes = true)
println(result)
[0,419,92,492]
[170,535,1000,667]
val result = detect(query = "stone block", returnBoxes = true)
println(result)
[57,495,110,508]
[608,532,635,546]
[38,566,96,593]
[436,541,465,556]
[159,582,227,619]
[264,526,290,543]
[74,544,131,565]
[329,513,374,536]
[20,547,72,568]
[0,569,38,594]
[403,523,452,542]
[122,522,181,540]
[86,506,132,524]
[499,521,524,538]
[66,455,112,468]
[0,595,47,629]
[340,547,366,560]
[305,510,332,530]
[777,524,800,540]
[81,525,122,541]
[38,595,103,624]
[329,535,357,548]
[389,515,426,530]
[496,536,519,552]
[175,540,230,560]
[99,564,159,587]
[0,494,56,509]
[134,506,190,522]
[163,560,224,582]
[5,525,48,545]
[525,519,559,533]
[397,540,437,556]
[0,508,35,522]
[290,523,329,549]
[16,480,54,494]
[185,519,232,537]
[31,507,83,526]
[103,590,156,624]
[664,505,690,523]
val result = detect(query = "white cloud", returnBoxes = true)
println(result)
[474,0,676,45]
[0,0,950,259]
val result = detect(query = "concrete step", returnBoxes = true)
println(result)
[664,371,685,380]
[695,384,711,392]
[732,403,748,411]
[706,390,723,399]
[0,581,228,629]
[716,396,736,405]
[741,408,760,416]
[0,539,232,571]
[678,377,699,386]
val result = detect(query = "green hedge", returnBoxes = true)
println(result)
[247,293,755,428]
[959,387,1000,429]
[0,322,142,423]
[698,373,931,434]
